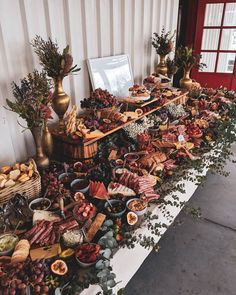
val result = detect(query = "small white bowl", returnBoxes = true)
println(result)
[0,234,19,256]
[29,197,51,211]
[71,179,89,194]
[126,198,147,216]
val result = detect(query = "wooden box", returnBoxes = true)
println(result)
[51,132,98,163]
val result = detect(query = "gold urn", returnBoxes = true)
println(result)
[156,54,168,76]
[52,77,70,128]
[31,126,49,169]
[180,69,193,90]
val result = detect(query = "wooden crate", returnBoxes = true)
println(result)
[52,132,98,163]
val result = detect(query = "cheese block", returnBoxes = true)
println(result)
[30,243,61,261]
[83,130,104,139]
[108,182,136,196]
[86,213,106,242]
[33,210,60,225]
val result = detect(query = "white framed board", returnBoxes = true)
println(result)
[87,54,134,98]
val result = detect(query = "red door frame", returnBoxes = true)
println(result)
[192,0,236,89]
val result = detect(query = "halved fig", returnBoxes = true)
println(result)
[51,260,68,276]
[127,212,138,225]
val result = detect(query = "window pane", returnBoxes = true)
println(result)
[201,29,220,50]
[217,53,236,73]
[220,29,236,50]
[204,3,224,26]
[201,52,217,72]
[224,3,236,26]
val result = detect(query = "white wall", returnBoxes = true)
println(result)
[0,0,179,165]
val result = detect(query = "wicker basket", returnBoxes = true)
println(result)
[0,159,41,205]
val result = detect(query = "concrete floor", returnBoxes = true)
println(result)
[125,147,236,295]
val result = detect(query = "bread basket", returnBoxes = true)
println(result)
[0,159,41,205]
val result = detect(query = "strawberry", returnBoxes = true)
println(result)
[116,234,123,241]
[115,218,122,227]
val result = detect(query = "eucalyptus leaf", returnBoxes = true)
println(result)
[100,248,112,259]
[103,220,113,227]
[107,273,116,280]
[101,225,108,231]
[55,288,62,295]
[95,259,105,270]
[104,231,113,238]
[97,269,110,278]
[107,239,115,248]
[106,279,116,288]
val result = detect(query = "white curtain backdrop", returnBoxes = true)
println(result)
[0,0,179,165]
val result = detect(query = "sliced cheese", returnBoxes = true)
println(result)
[30,243,61,261]
[33,210,60,225]
[83,130,104,139]
[108,182,136,196]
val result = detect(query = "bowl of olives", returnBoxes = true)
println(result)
[104,199,126,218]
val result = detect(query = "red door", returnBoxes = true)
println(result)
[192,0,236,90]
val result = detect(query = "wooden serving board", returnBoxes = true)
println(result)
[30,243,61,261]
[120,97,159,108]
[50,92,189,160]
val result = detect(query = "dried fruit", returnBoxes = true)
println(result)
[59,248,75,259]
[127,212,138,225]
[51,260,68,276]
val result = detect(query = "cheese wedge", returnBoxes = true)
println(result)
[108,182,136,196]
[33,210,60,225]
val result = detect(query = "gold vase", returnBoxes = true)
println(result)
[31,126,49,169]
[42,120,53,157]
[156,54,168,76]
[52,77,70,128]
[180,69,193,89]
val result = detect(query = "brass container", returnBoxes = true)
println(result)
[180,69,193,89]
[42,120,53,157]
[31,126,49,169]
[52,78,70,128]
[156,54,168,76]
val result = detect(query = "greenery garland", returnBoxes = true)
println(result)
[56,92,236,295]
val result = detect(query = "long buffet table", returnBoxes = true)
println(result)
[82,165,208,294]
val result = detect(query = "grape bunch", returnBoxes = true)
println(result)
[81,88,118,110]
[0,259,50,295]
[42,172,70,209]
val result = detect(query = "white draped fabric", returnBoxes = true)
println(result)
[0,0,179,165]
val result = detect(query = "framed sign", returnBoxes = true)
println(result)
[87,54,134,98]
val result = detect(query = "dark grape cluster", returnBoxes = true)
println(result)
[0,259,50,295]
[80,88,118,110]
[88,162,112,186]
[42,172,70,198]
